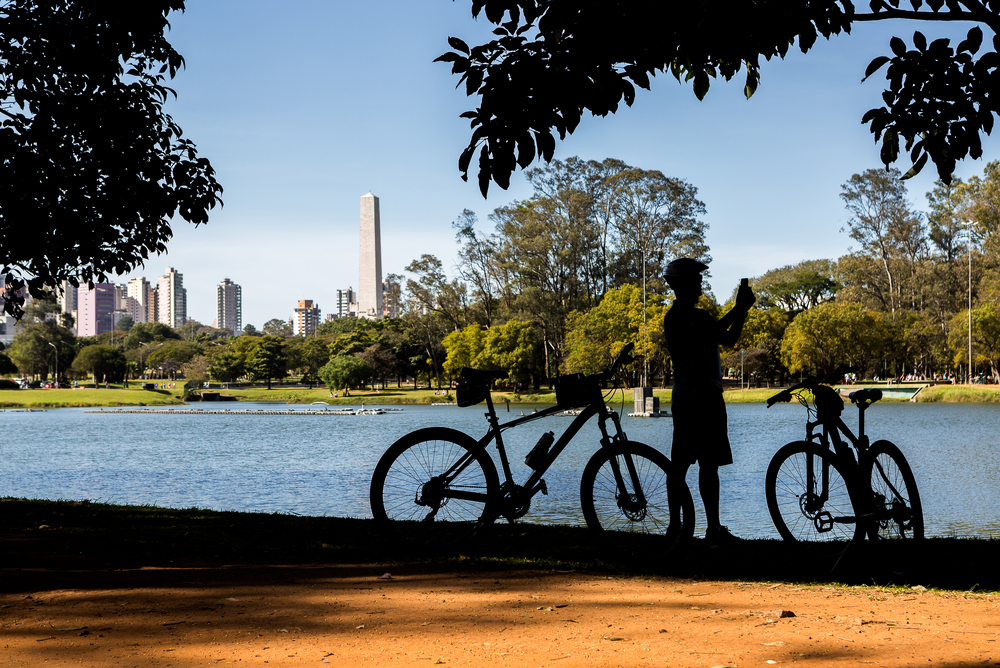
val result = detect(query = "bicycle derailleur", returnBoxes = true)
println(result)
[414,475,448,521]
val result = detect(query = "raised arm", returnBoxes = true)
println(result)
[716,281,756,347]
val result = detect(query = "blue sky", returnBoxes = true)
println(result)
[117,1,999,329]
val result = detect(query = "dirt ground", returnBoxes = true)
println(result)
[2,564,998,668]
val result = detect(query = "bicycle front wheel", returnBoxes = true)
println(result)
[864,440,923,540]
[766,441,861,543]
[580,441,694,559]
[370,427,499,549]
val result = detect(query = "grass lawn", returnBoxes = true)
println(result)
[217,385,562,405]
[0,381,994,409]
[0,387,185,409]
[915,384,1000,402]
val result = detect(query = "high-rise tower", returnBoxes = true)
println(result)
[157,267,187,328]
[294,299,320,336]
[216,278,242,333]
[126,277,154,323]
[358,193,383,319]
[76,283,116,337]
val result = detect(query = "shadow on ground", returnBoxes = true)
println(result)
[0,498,995,593]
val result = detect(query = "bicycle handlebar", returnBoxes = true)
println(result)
[590,342,635,383]
[766,376,882,409]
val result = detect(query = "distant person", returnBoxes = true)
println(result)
[664,258,755,545]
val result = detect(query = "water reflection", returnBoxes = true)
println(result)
[1,400,998,539]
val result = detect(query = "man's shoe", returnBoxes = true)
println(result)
[705,525,741,546]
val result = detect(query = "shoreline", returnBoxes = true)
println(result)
[0,382,997,409]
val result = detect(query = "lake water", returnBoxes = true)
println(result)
[2,399,998,539]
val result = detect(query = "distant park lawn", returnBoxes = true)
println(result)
[0,381,996,409]
[0,387,185,409]
[220,385,562,405]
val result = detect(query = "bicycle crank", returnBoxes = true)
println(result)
[499,481,533,522]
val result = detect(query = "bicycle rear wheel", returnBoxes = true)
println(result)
[864,440,923,540]
[766,441,862,543]
[580,441,694,559]
[370,427,499,549]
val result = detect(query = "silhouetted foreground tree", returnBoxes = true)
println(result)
[0,0,222,318]
[439,0,999,194]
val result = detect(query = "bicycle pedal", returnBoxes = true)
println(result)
[815,511,834,533]
[531,479,548,496]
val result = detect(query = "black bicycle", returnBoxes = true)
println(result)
[765,379,923,545]
[369,343,694,557]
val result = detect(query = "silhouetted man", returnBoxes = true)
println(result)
[664,258,755,544]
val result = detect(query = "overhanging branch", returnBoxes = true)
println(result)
[854,1,999,33]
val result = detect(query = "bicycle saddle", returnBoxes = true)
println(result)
[848,388,883,405]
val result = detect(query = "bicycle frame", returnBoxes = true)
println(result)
[428,388,645,518]
[799,393,911,534]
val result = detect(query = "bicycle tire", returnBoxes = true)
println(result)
[766,441,862,543]
[580,441,694,559]
[864,440,923,540]
[370,427,499,549]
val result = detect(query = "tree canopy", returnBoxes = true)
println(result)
[318,355,373,392]
[439,0,999,195]
[245,335,287,389]
[70,344,127,384]
[0,0,222,318]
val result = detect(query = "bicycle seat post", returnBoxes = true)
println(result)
[483,390,505,447]
[857,402,865,441]
[854,400,871,451]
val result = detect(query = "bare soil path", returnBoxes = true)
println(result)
[3,564,998,668]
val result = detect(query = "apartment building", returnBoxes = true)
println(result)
[216,278,242,334]
[157,267,187,328]
[126,277,154,323]
[76,283,117,337]
[294,300,320,336]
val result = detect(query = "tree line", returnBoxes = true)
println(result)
[4,157,999,392]
[399,157,1000,387]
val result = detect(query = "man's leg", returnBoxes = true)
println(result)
[668,460,691,528]
[699,464,720,532]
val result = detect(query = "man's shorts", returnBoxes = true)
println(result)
[670,392,733,467]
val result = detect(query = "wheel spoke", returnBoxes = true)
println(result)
[767,443,856,543]
[371,430,498,549]
[581,442,691,559]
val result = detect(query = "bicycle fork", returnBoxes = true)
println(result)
[598,411,649,519]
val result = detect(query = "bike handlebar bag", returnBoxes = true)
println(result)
[456,383,489,407]
[555,374,602,409]
[814,384,844,421]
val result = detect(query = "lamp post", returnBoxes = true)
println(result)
[637,234,657,388]
[140,342,150,381]
[47,342,57,388]
[965,220,975,385]
[741,349,746,391]
[641,241,648,387]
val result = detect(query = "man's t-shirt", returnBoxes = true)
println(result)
[664,302,733,466]
[665,303,724,398]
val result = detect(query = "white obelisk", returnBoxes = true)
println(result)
[358,193,383,319]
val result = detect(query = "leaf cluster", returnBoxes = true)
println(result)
[441,0,999,194]
[0,0,222,317]
[862,24,998,183]
[439,0,856,194]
